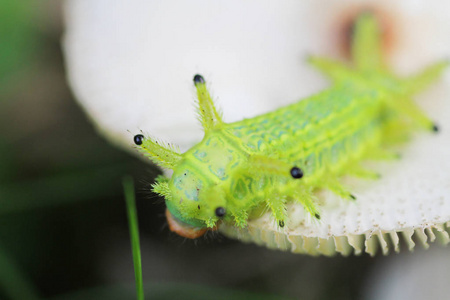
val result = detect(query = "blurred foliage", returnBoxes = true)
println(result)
[50,283,293,300]
[0,1,152,299]
[0,243,39,300]
[0,0,38,91]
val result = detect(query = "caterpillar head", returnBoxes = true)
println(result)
[134,135,230,238]
[162,165,229,238]
[133,74,227,238]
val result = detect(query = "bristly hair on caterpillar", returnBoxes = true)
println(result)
[133,13,448,239]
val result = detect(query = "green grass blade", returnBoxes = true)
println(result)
[123,176,144,300]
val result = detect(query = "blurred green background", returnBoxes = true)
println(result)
[0,2,385,299]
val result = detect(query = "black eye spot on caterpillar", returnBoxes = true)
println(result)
[134,134,144,145]
[193,74,205,85]
[315,214,321,220]
[278,220,285,228]
[215,207,226,217]
[290,167,304,179]
[432,124,439,133]
[350,194,357,200]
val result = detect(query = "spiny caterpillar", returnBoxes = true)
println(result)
[134,14,447,238]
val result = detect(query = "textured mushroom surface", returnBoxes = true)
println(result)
[64,0,450,255]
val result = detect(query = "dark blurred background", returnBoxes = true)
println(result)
[0,2,384,299]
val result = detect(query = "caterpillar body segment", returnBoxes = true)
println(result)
[134,14,446,238]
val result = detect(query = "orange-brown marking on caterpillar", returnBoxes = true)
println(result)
[165,208,208,239]
[335,6,398,61]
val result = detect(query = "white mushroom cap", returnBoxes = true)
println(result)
[63,0,450,255]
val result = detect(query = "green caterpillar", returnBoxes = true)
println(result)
[133,14,447,238]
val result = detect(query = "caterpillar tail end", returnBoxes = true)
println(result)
[351,12,384,72]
